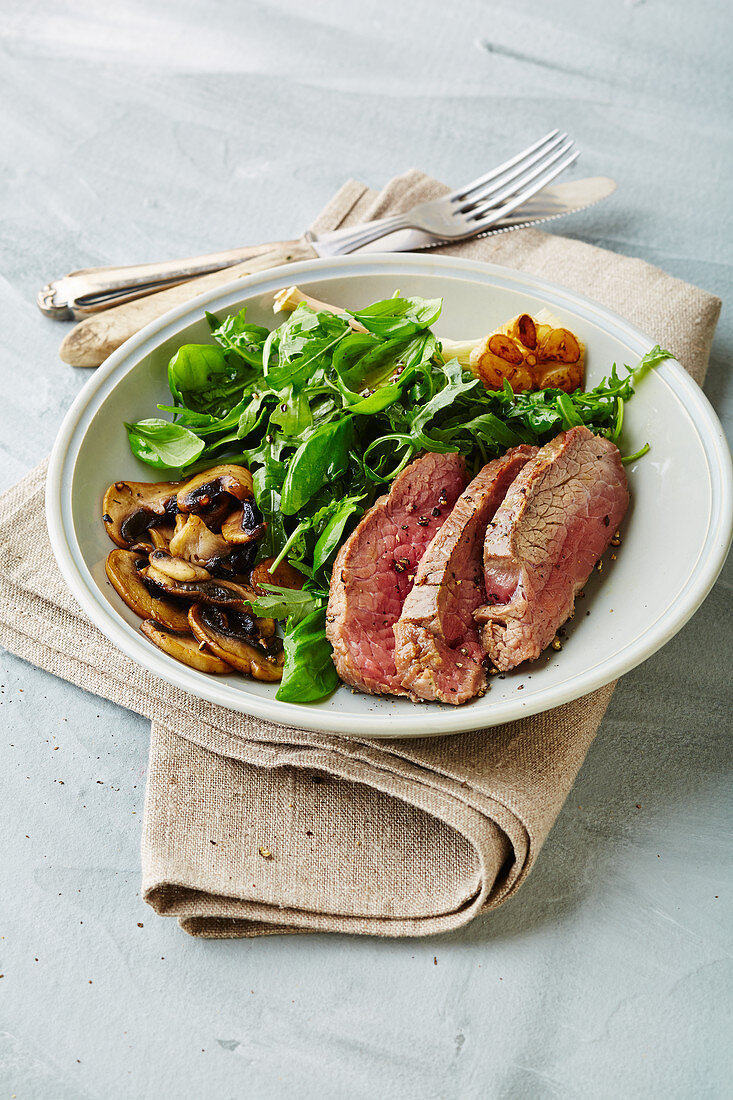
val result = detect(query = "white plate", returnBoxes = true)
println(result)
[46,255,733,737]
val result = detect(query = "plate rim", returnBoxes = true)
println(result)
[46,253,733,737]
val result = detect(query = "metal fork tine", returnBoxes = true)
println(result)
[447,129,560,202]
[455,133,570,212]
[469,150,581,230]
[463,140,576,219]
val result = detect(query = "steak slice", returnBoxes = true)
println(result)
[325,452,467,696]
[475,426,629,671]
[394,446,537,704]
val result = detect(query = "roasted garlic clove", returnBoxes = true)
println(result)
[470,334,534,391]
[512,313,537,350]
[537,327,582,364]
[468,313,585,394]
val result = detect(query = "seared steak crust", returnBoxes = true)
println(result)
[475,426,629,670]
[394,446,537,704]
[326,452,467,696]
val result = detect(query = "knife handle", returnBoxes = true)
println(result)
[59,242,317,368]
[38,240,304,320]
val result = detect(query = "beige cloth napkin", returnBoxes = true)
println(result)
[0,172,720,938]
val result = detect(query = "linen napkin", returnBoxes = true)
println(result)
[0,172,720,938]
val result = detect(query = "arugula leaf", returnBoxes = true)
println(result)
[252,453,288,558]
[248,584,323,625]
[331,331,381,393]
[632,345,675,379]
[276,607,340,703]
[237,392,272,440]
[409,358,479,440]
[124,418,205,469]
[168,344,251,416]
[453,411,525,450]
[265,304,349,390]
[350,295,442,338]
[280,418,357,514]
[206,308,269,368]
[268,385,314,437]
[312,496,364,575]
[155,397,252,437]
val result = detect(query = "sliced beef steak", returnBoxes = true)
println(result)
[326,452,467,695]
[475,426,629,670]
[394,446,537,704]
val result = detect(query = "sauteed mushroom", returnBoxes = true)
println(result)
[221,498,266,544]
[176,464,254,514]
[250,557,306,595]
[170,514,232,568]
[169,514,238,570]
[105,549,190,631]
[103,464,276,684]
[149,522,176,551]
[140,567,257,606]
[103,480,180,548]
[148,549,211,583]
[188,604,285,682]
[140,620,233,674]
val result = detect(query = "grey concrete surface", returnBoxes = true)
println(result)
[1,1,731,1097]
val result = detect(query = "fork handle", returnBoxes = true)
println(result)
[59,241,317,367]
[316,213,408,254]
[38,240,300,320]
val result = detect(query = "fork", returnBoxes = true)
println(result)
[313,130,579,254]
[40,131,579,321]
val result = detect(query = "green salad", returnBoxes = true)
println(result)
[123,292,672,702]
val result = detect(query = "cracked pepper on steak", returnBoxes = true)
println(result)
[394,445,538,705]
[325,451,467,696]
[326,427,628,701]
[475,426,629,671]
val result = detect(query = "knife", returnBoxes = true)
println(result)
[53,177,616,367]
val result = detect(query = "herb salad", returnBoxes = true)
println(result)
[122,292,672,703]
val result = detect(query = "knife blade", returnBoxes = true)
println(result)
[308,177,617,255]
[56,177,616,367]
[43,177,616,323]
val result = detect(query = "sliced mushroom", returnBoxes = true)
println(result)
[221,498,266,544]
[102,479,180,548]
[139,619,233,674]
[169,514,235,568]
[128,538,155,554]
[176,464,254,515]
[148,549,211,583]
[149,523,176,551]
[188,604,285,682]
[141,566,257,607]
[250,557,306,595]
[105,549,191,631]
